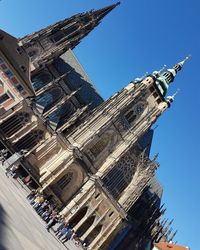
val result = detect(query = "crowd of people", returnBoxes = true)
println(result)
[27,190,87,249]
[0,149,8,165]
[0,149,87,250]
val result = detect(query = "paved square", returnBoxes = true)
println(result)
[0,165,81,250]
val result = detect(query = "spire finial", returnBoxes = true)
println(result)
[131,72,148,84]
[183,54,191,63]
[172,88,180,99]
[166,89,179,105]
[158,64,167,74]
[178,54,191,67]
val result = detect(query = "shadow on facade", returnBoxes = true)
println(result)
[0,204,7,250]
[54,54,104,110]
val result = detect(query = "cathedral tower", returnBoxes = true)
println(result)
[56,58,188,249]
[19,2,120,69]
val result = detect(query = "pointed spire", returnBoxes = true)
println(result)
[19,3,120,46]
[168,229,178,242]
[152,56,189,97]
[19,3,120,68]
[173,55,191,72]
[166,88,180,105]
[161,56,190,85]
[93,2,120,21]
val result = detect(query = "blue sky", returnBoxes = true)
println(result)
[1,0,199,249]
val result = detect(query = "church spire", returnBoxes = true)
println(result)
[18,3,120,68]
[152,56,190,97]
[20,2,120,46]
[93,2,120,21]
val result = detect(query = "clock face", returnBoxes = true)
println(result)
[133,102,145,115]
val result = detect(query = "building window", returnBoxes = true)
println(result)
[32,71,53,91]
[0,93,10,104]
[16,84,24,92]
[64,24,78,35]
[16,47,23,54]
[153,92,158,98]
[28,50,36,57]
[109,211,114,217]
[35,87,63,113]
[95,193,100,199]
[51,31,65,42]
[20,66,26,72]
[90,135,110,158]
[149,86,154,93]
[157,98,162,104]
[11,77,19,85]
[125,110,137,124]
[125,101,146,125]
[56,172,73,190]
[4,69,13,79]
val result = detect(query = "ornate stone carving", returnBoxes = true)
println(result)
[102,152,137,199]
[86,129,119,167]
[115,97,149,134]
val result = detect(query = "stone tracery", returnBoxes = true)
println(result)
[0,112,30,137]
[102,153,137,199]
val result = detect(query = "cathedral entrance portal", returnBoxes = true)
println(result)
[50,163,85,204]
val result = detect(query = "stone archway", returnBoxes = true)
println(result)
[50,162,85,204]
[68,207,88,228]
[85,224,103,246]
[76,215,95,238]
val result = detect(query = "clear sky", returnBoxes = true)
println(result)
[1,0,199,249]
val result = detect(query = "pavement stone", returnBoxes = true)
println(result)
[0,164,82,250]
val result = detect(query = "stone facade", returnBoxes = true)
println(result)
[0,3,187,250]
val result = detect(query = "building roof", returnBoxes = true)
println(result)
[155,242,189,250]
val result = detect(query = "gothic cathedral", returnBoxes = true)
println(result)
[0,3,188,249]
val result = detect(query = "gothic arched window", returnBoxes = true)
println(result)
[125,110,137,124]
[90,134,111,158]
[31,71,53,91]
[0,112,30,137]
[64,24,78,36]
[102,154,136,199]
[125,101,147,125]
[48,102,74,129]
[56,172,73,190]
[26,46,41,61]
[14,129,44,151]
[35,87,63,113]
[51,31,65,43]
[51,171,74,202]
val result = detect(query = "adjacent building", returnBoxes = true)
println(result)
[153,242,190,250]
